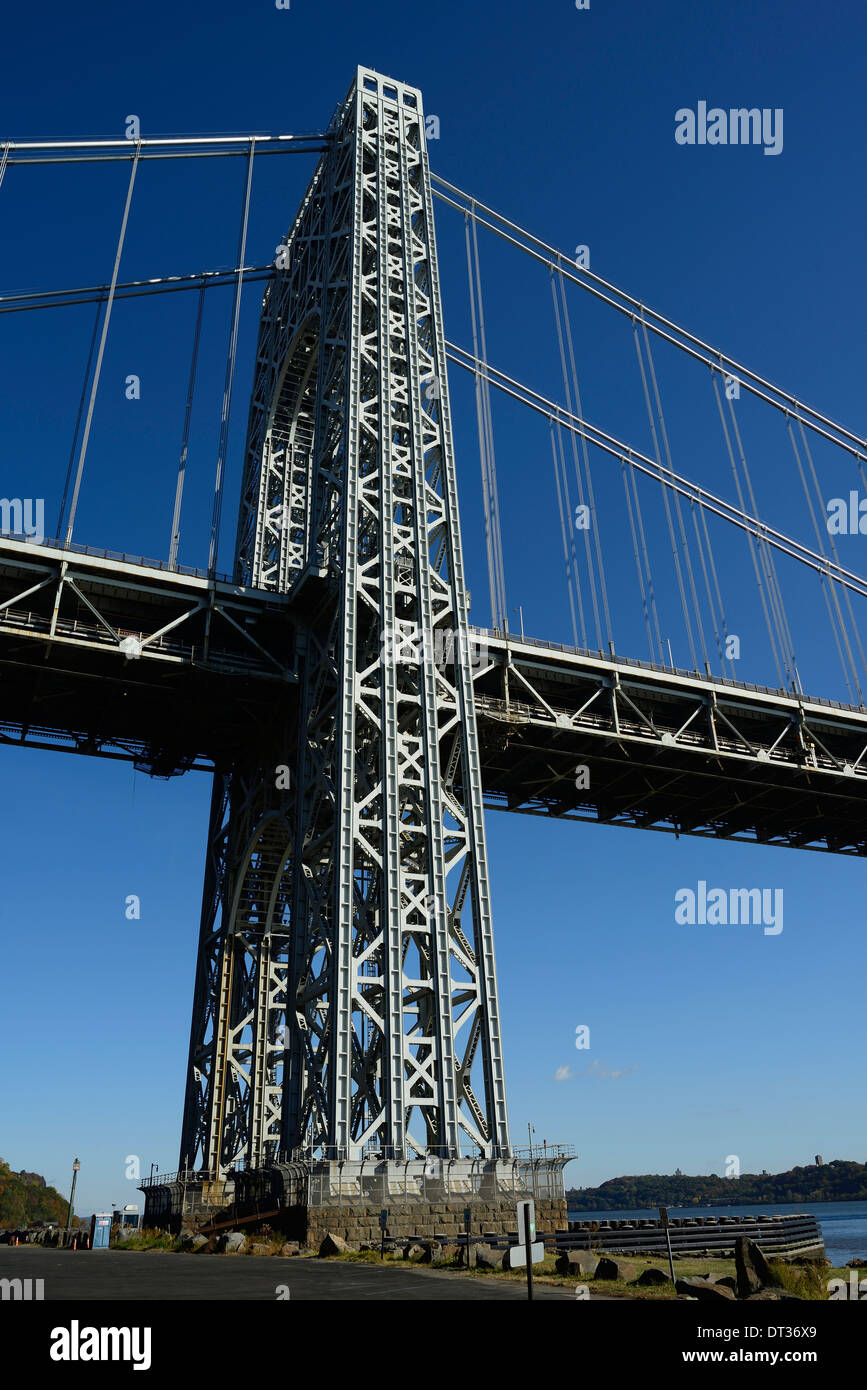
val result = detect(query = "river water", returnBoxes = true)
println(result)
[565,1200,867,1266]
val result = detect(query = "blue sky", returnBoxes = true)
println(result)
[1,0,865,1213]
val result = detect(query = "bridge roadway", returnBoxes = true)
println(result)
[1,536,865,852]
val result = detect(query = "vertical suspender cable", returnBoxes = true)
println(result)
[169,276,206,567]
[798,418,867,689]
[641,315,709,669]
[689,501,725,674]
[556,265,613,648]
[625,450,664,662]
[470,212,508,630]
[550,419,581,648]
[711,368,786,688]
[465,214,499,628]
[787,416,862,702]
[64,143,141,548]
[633,317,697,668]
[697,502,735,678]
[620,451,655,661]
[556,416,588,647]
[723,385,798,689]
[208,140,255,576]
[57,293,104,538]
[551,271,602,648]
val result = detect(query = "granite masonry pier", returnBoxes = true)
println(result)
[142,1154,572,1245]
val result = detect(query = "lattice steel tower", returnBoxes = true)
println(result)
[180,68,511,1178]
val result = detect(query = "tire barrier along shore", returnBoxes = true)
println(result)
[557,1212,824,1259]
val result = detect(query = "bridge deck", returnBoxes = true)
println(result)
[1,540,864,850]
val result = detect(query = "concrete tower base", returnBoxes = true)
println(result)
[142,1155,572,1244]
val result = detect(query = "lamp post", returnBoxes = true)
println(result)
[66,1158,80,1228]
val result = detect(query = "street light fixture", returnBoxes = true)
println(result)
[66,1157,80,1228]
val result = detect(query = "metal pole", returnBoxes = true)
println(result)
[659,1205,676,1284]
[66,1158,80,1228]
[523,1203,534,1302]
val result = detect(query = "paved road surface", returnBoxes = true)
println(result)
[0,1247,582,1300]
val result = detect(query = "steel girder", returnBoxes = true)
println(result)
[181,67,510,1176]
[472,632,867,854]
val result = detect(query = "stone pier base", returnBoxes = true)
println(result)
[297,1199,566,1247]
[142,1155,571,1244]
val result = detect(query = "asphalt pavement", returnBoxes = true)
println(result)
[0,1246,580,1300]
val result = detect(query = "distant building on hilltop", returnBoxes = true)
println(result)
[815,1155,823,1166]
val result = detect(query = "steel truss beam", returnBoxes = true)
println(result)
[473,632,867,854]
[181,68,511,1177]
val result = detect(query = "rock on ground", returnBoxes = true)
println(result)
[219,1232,248,1254]
[474,1243,505,1271]
[735,1237,781,1298]
[318,1232,356,1257]
[555,1251,599,1277]
[675,1277,736,1301]
[595,1257,638,1282]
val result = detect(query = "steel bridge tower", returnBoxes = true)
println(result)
[179,68,511,1183]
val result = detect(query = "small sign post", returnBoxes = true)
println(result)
[379,1208,388,1261]
[659,1205,676,1284]
[517,1199,538,1301]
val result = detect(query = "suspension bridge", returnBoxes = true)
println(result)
[2,67,865,1236]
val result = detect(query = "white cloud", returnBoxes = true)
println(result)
[583,1059,638,1081]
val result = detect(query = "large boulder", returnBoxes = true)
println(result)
[249,1241,274,1256]
[219,1231,248,1254]
[555,1250,599,1277]
[191,1234,208,1252]
[280,1242,300,1257]
[318,1232,356,1257]
[636,1267,671,1286]
[404,1243,426,1261]
[675,1277,736,1301]
[474,1243,505,1271]
[735,1238,781,1298]
[595,1257,638,1282]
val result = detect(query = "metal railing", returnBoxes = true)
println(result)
[475,624,866,715]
